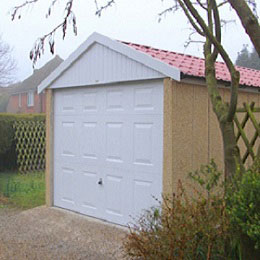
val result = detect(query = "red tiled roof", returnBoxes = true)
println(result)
[122,42,260,88]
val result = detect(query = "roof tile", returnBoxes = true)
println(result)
[122,42,260,88]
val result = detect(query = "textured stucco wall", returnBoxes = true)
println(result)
[163,78,174,196]
[163,78,260,196]
[45,89,54,206]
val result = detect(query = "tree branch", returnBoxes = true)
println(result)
[11,0,41,20]
[204,38,226,121]
[211,0,221,61]
[177,0,205,36]
[95,0,115,17]
[158,4,179,22]
[46,0,59,18]
[196,0,208,10]
[29,0,77,66]
[228,0,260,56]
[217,1,228,8]
[184,30,205,48]
[11,0,116,65]
[182,0,239,121]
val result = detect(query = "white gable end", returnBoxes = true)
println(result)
[50,43,164,89]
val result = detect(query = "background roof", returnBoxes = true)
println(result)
[8,56,63,94]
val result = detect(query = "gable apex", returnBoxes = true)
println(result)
[49,42,165,89]
[38,32,180,93]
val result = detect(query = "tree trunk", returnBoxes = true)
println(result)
[220,121,242,181]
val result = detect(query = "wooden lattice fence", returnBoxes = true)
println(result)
[14,120,46,173]
[234,102,260,165]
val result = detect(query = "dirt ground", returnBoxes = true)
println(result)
[0,206,127,260]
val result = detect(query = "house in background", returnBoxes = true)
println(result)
[6,56,63,113]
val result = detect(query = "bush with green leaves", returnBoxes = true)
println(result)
[226,157,260,258]
[0,114,15,155]
[0,93,9,113]
[123,160,230,260]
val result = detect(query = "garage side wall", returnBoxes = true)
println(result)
[163,79,260,195]
[45,89,54,206]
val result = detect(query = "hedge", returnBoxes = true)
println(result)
[0,113,46,172]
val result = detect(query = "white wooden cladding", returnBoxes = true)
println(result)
[50,43,164,89]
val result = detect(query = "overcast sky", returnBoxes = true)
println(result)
[0,0,257,83]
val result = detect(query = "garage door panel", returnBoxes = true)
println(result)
[106,88,124,112]
[132,169,162,218]
[133,179,155,216]
[133,122,153,166]
[77,165,103,218]
[54,116,80,164]
[80,115,106,164]
[106,122,124,163]
[54,163,77,211]
[81,88,104,114]
[104,175,123,215]
[61,167,75,203]
[54,88,80,115]
[105,121,132,167]
[132,174,161,218]
[80,121,100,161]
[132,115,163,173]
[105,86,132,114]
[103,168,132,224]
[103,115,132,168]
[132,82,164,114]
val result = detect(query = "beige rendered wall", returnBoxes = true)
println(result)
[45,89,54,206]
[163,78,260,196]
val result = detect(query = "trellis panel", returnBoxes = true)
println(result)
[14,120,46,173]
[235,102,260,164]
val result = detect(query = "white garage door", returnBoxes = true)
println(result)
[53,80,163,225]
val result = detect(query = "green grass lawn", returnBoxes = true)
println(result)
[0,171,45,209]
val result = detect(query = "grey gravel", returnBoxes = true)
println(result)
[0,206,127,260]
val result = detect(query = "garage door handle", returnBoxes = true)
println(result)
[98,178,103,185]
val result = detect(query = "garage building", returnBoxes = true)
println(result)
[38,33,260,226]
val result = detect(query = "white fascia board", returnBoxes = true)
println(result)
[49,77,164,90]
[38,32,180,93]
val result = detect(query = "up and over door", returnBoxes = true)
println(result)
[53,80,163,225]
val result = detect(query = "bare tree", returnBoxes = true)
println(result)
[0,37,16,86]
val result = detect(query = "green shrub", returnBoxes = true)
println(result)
[0,143,17,171]
[226,157,260,258]
[0,114,15,154]
[0,93,9,112]
[0,113,45,171]
[123,161,230,260]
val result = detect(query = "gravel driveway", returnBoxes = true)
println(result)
[0,206,127,260]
